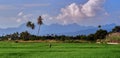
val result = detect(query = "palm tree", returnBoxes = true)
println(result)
[26,21,35,30]
[98,25,101,30]
[25,21,35,40]
[37,16,43,36]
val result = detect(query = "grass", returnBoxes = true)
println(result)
[0,41,120,58]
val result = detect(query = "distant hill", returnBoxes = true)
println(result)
[0,23,116,36]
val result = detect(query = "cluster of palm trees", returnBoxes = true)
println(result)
[26,16,43,36]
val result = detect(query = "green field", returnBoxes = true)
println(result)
[0,41,120,58]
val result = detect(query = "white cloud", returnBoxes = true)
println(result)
[81,0,105,17]
[16,19,22,23]
[43,0,106,25]
[42,14,57,25]
[16,12,33,23]
[0,11,34,29]
[18,12,23,16]
[0,17,21,28]
[0,0,109,28]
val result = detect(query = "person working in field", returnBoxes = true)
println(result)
[49,43,52,48]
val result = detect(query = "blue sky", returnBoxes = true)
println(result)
[0,0,120,28]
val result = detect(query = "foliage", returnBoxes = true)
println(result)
[1,29,108,42]
[26,21,35,29]
[98,25,101,29]
[20,31,30,40]
[37,16,43,25]
[37,16,43,35]
[94,29,108,39]
[87,34,95,41]
[112,26,120,32]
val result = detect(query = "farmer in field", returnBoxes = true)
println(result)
[49,43,52,48]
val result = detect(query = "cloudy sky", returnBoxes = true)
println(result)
[0,0,120,28]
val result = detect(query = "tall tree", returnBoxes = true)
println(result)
[26,21,35,30]
[37,16,43,36]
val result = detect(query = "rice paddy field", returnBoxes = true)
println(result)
[0,41,120,58]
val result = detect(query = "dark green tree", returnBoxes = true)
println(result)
[112,26,120,32]
[11,32,19,40]
[87,34,95,41]
[94,29,108,39]
[20,31,30,40]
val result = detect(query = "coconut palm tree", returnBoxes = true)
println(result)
[26,21,35,30]
[37,16,43,36]
[26,21,35,40]
[98,25,101,30]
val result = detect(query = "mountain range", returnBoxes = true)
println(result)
[0,23,116,36]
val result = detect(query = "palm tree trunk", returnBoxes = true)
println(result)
[37,25,40,36]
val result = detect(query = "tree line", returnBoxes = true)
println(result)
[0,16,120,42]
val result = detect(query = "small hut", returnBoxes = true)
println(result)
[8,38,12,41]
